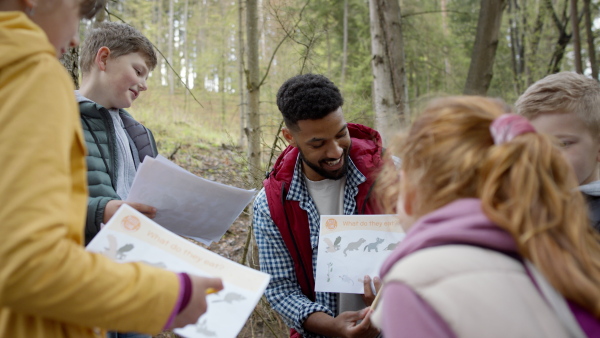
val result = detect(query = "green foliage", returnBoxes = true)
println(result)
[104,0,588,151]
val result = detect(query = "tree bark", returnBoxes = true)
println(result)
[583,0,598,79]
[238,0,246,147]
[369,0,408,138]
[464,0,507,95]
[571,0,583,73]
[341,0,349,86]
[546,0,571,74]
[441,0,452,90]
[168,0,175,95]
[246,0,262,187]
[59,47,79,89]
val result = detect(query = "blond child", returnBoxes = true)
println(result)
[516,72,600,231]
[77,22,158,245]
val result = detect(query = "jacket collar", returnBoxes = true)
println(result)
[380,198,518,277]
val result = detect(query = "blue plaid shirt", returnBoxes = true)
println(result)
[253,154,367,337]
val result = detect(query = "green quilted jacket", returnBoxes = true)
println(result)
[80,101,158,244]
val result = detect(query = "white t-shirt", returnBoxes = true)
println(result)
[304,175,365,314]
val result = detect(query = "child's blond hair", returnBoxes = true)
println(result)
[79,22,157,75]
[515,72,600,135]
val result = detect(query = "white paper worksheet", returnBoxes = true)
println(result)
[126,155,256,245]
[86,205,270,338]
[315,215,405,294]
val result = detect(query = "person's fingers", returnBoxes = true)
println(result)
[373,276,382,293]
[171,276,223,329]
[103,200,124,223]
[201,277,224,294]
[363,275,373,296]
[126,202,157,218]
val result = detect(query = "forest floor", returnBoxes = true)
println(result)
[152,142,288,338]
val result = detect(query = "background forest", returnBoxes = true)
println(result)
[65,0,600,188]
[63,1,600,336]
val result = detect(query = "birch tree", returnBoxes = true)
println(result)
[369,0,408,138]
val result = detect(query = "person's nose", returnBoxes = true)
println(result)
[139,78,147,92]
[326,141,343,159]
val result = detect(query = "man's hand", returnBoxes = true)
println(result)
[362,275,382,306]
[103,200,157,223]
[334,308,380,338]
[169,275,223,329]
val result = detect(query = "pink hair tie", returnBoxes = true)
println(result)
[490,114,536,145]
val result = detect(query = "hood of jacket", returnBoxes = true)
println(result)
[267,122,383,184]
[0,12,55,70]
[380,198,518,277]
[580,180,600,197]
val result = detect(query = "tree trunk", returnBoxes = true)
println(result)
[246,0,262,187]
[60,48,79,89]
[183,0,189,114]
[571,0,583,73]
[369,0,408,139]
[341,0,349,86]
[238,0,246,147]
[464,0,507,95]
[168,0,175,95]
[583,0,598,79]
[440,0,452,90]
[546,0,571,74]
[59,5,107,89]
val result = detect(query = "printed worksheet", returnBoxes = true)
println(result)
[315,215,405,294]
[86,205,270,338]
[127,155,256,245]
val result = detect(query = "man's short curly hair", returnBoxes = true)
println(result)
[276,74,344,129]
[80,22,157,75]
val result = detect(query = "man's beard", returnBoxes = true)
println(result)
[299,146,350,180]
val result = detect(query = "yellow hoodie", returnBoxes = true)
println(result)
[0,12,179,337]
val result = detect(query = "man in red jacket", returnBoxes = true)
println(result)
[253,74,383,338]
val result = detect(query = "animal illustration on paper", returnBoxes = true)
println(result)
[212,292,246,304]
[116,244,134,259]
[323,236,342,253]
[364,238,384,252]
[195,319,216,336]
[102,234,134,260]
[339,275,354,285]
[384,242,399,251]
[343,238,365,256]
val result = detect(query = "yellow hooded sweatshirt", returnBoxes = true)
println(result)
[0,12,179,337]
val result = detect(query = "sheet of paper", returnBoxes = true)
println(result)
[314,215,405,294]
[86,205,270,338]
[126,155,256,245]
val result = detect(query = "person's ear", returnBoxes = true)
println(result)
[282,127,297,148]
[95,47,111,71]
[399,171,416,217]
[23,0,37,11]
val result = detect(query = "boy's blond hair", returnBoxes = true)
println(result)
[79,22,157,75]
[515,72,600,135]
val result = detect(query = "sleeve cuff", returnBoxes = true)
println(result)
[163,273,191,330]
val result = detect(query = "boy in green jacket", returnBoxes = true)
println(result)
[77,22,158,247]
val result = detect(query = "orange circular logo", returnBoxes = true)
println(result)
[325,218,337,230]
[121,215,141,231]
